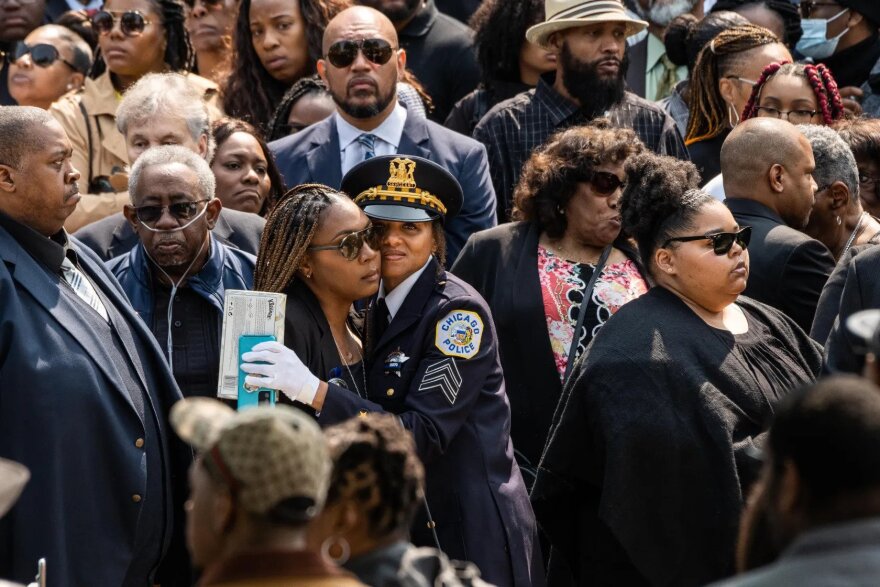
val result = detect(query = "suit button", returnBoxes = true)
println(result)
[132,494,142,503]
[135,438,144,448]
[426,520,436,529]
[386,388,394,397]
[174,320,182,328]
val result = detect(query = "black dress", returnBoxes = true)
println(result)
[531,287,822,587]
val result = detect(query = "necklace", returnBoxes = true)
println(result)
[331,327,368,400]
[549,238,602,265]
[841,212,867,260]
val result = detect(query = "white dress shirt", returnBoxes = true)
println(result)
[336,103,408,176]
[378,257,433,322]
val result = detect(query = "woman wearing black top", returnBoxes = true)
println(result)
[532,152,823,587]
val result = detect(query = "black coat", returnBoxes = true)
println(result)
[532,288,823,587]
[451,221,645,470]
[824,245,880,375]
[314,259,544,587]
[726,198,835,333]
[73,207,265,261]
[811,243,876,344]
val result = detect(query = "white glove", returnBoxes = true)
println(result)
[240,341,320,406]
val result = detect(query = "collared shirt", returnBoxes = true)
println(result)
[473,72,688,221]
[0,210,74,273]
[378,256,433,321]
[336,103,408,176]
[645,32,687,102]
[658,79,689,137]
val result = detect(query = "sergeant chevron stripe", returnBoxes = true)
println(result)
[418,358,463,405]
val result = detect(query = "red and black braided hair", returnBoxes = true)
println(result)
[741,61,846,125]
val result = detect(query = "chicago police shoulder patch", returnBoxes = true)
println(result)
[435,309,483,359]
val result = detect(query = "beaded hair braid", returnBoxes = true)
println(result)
[253,184,338,293]
[685,24,780,145]
[741,61,845,124]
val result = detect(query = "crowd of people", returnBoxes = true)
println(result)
[5,0,880,585]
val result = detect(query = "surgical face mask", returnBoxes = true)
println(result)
[796,8,850,60]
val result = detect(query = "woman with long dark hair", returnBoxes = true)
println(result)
[50,0,219,231]
[223,0,349,130]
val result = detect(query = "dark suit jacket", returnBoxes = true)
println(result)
[73,207,265,262]
[269,112,497,265]
[625,37,648,99]
[0,227,188,587]
[811,243,877,344]
[726,198,835,333]
[824,245,880,375]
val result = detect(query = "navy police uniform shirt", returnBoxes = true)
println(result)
[317,257,544,587]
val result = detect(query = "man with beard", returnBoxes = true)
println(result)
[711,375,880,586]
[352,0,480,122]
[108,145,256,398]
[626,0,701,100]
[473,0,687,221]
[269,5,496,264]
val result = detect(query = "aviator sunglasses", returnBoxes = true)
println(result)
[308,225,382,260]
[91,10,153,37]
[326,38,396,68]
[134,200,210,225]
[7,42,82,72]
[663,226,752,255]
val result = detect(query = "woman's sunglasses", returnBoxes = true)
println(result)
[663,226,752,255]
[183,0,224,8]
[91,10,153,37]
[584,170,627,195]
[134,200,209,225]
[7,42,81,72]
[308,225,382,261]
[326,38,395,68]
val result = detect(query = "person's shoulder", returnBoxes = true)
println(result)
[435,272,492,309]
[474,90,538,129]
[423,118,483,150]
[219,207,266,231]
[269,117,331,154]
[427,10,474,43]
[621,91,674,117]
[466,221,530,247]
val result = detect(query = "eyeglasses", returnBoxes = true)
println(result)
[91,10,153,37]
[754,105,819,124]
[326,38,396,68]
[798,1,842,18]
[663,226,752,255]
[583,170,626,195]
[6,42,81,72]
[308,225,382,260]
[134,199,210,225]
[183,0,224,9]
[860,174,880,186]
[725,75,758,86]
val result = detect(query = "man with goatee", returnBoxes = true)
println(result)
[473,0,688,221]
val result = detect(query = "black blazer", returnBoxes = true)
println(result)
[73,208,266,262]
[726,198,835,333]
[451,221,645,469]
[625,36,648,98]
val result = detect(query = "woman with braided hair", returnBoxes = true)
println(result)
[311,413,491,586]
[684,23,790,185]
[741,61,846,125]
[50,0,220,231]
[532,151,822,586]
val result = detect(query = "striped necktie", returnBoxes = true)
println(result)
[60,256,109,322]
[357,133,377,160]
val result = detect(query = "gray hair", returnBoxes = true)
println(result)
[116,73,214,155]
[128,145,216,204]
[0,106,56,169]
[798,124,860,203]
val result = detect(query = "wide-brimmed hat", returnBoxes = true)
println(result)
[526,0,648,48]
[171,398,331,521]
[0,458,29,518]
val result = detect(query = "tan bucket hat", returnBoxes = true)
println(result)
[526,0,648,48]
[0,458,29,518]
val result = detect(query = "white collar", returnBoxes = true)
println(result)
[335,102,407,151]
[378,257,432,321]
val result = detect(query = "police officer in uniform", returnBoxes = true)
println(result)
[241,155,544,587]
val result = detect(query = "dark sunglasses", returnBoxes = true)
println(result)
[134,199,209,225]
[183,0,224,9]
[584,170,626,195]
[326,38,395,68]
[7,42,80,72]
[91,10,153,37]
[308,225,382,261]
[798,1,841,18]
[663,226,752,255]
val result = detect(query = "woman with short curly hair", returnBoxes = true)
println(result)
[452,121,648,479]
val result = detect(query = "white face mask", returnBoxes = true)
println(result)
[796,8,850,60]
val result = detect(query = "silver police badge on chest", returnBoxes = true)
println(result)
[384,349,410,377]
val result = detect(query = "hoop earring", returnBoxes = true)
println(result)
[321,535,351,565]
[727,102,740,127]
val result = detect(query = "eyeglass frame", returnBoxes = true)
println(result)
[724,75,758,87]
[183,0,224,9]
[754,105,820,123]
[91,10,154,37]
[662,226,752,255]
[324,38,398,69]
[6,42,81,72]
[798,1,843,19]
[307,225,382,260]
[579,170,627,196]
[132,199,211,225]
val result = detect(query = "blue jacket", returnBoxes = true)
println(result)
[269,111,497,265]
[106,235,256,329]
